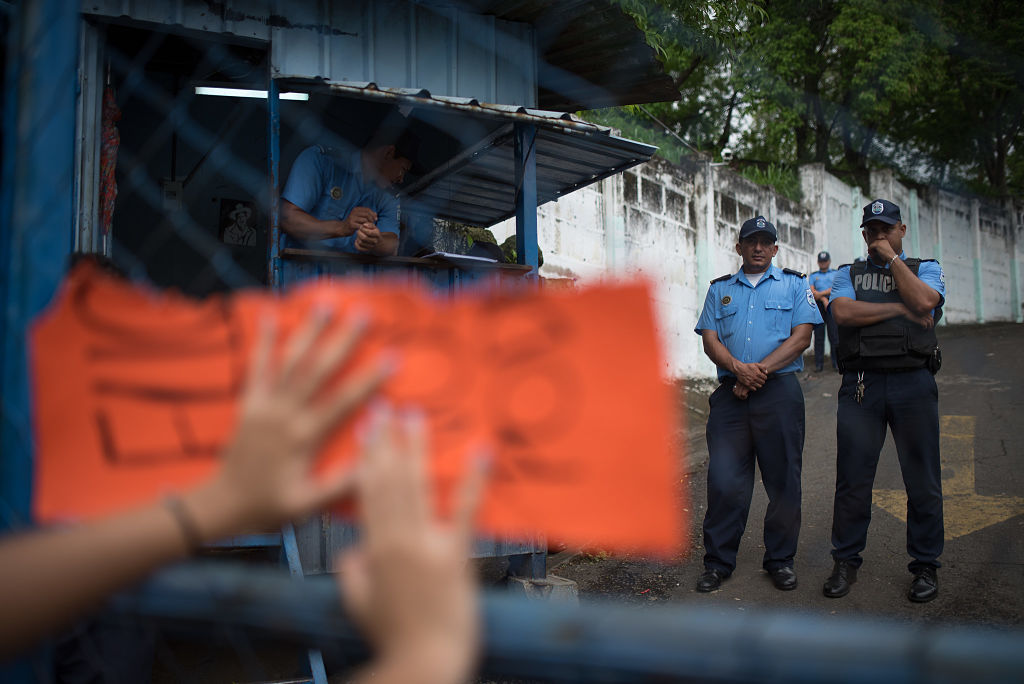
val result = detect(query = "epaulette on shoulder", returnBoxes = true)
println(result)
[710,274,732,284]
[782,268,806,278]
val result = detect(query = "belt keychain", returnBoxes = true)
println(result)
[855,371,866,404]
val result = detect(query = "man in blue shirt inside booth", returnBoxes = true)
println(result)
[822,198,946,603]
[280,124,417,256]
[693,215,821,594]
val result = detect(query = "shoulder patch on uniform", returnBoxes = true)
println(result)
[710,274,732,284]
[782,268,806,278]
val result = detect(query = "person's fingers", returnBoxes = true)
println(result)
[402,409,432,522]
[312,355,396,442]
[336,551,373,625]
[244,313,277,392]
[359,403,411,538]
[294,309,370,403]
[453,447,491,553]
[279,305,333,384]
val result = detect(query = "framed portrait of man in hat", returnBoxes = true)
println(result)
[219,198,259,247]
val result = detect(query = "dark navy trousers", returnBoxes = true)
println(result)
[703,373,804,575]
[813,301,839,369]
[831,368,943,571]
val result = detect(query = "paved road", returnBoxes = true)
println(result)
[557,322,1024,627]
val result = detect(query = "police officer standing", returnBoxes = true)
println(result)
[694,216,821,593]
[809,251,840,371]
[823,199,945,603]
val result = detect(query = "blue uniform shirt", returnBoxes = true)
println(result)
[281,145,400,253]
[695,264,823,381]
[830,253,945,310]
[809,268,837,294]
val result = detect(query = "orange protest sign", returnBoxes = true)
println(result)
[31,262,686,556]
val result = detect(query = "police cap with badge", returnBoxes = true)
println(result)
[860,198,901,227]
[739,215,778,241]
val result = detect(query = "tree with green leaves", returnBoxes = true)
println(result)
[600,0,1024,198]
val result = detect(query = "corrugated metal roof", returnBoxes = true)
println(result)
[434,0,680,111]
[291,80,657,227]
[84,0,678,112]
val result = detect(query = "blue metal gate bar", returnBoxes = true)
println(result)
[268,76,282,288]
[281,522,329,684]
[1,0,79,530]
[514,122,539,271]
[1,2,80,681]
[107,562,1024,684]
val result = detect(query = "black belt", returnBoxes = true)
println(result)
[722,371,793,385]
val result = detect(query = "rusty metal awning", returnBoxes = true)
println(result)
[282,80,658,227]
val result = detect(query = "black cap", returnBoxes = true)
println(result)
[861,199,901,227]
[739,215,777,241]
[817,251,830,261]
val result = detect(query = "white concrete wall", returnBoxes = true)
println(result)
[494,159,1024,379]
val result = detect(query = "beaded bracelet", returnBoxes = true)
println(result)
[889,254,900,267]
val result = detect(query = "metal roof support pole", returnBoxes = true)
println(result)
[514,122,539,272]
[1,0,80,531]
[267,78,282,289]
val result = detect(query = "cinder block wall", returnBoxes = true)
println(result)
[493,160,1024,379]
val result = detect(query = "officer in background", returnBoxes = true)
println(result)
[694,216,821,593]
[823,198,945,603]
[809,251,839,371]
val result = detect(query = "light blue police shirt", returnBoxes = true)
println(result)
[809,268,837,294]
[281,145,399,253]
[830,253,945,310]
[695,264,823,381]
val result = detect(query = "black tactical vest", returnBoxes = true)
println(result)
[835,258,942,372]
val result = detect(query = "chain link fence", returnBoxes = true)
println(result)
[3,3,1024,683]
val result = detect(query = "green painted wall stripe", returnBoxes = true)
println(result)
[909,190,921,256]
[974,257,985,323]
[1011,257,1022,323]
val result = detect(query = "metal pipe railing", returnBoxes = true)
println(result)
[105,561,1024,683]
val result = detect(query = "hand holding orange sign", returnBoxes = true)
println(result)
[31,262,686,556]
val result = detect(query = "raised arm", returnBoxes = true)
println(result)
[889,258,941,315]
[0,308,392,658]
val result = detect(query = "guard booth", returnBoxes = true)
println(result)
[47,0,667,581]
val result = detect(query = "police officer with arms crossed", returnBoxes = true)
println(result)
[823,198,945,603]
[694,216,821,593]
[809,251,840,372]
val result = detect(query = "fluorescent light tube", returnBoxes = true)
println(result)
[194,86,308,101]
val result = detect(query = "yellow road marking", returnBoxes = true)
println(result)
[873,415,1024,539]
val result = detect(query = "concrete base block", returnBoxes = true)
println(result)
[506,574,579,605]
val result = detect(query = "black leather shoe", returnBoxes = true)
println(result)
[769,566,798,591]
[695,568,726,593]
[908,567,938,603]
[823,560,857,598]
